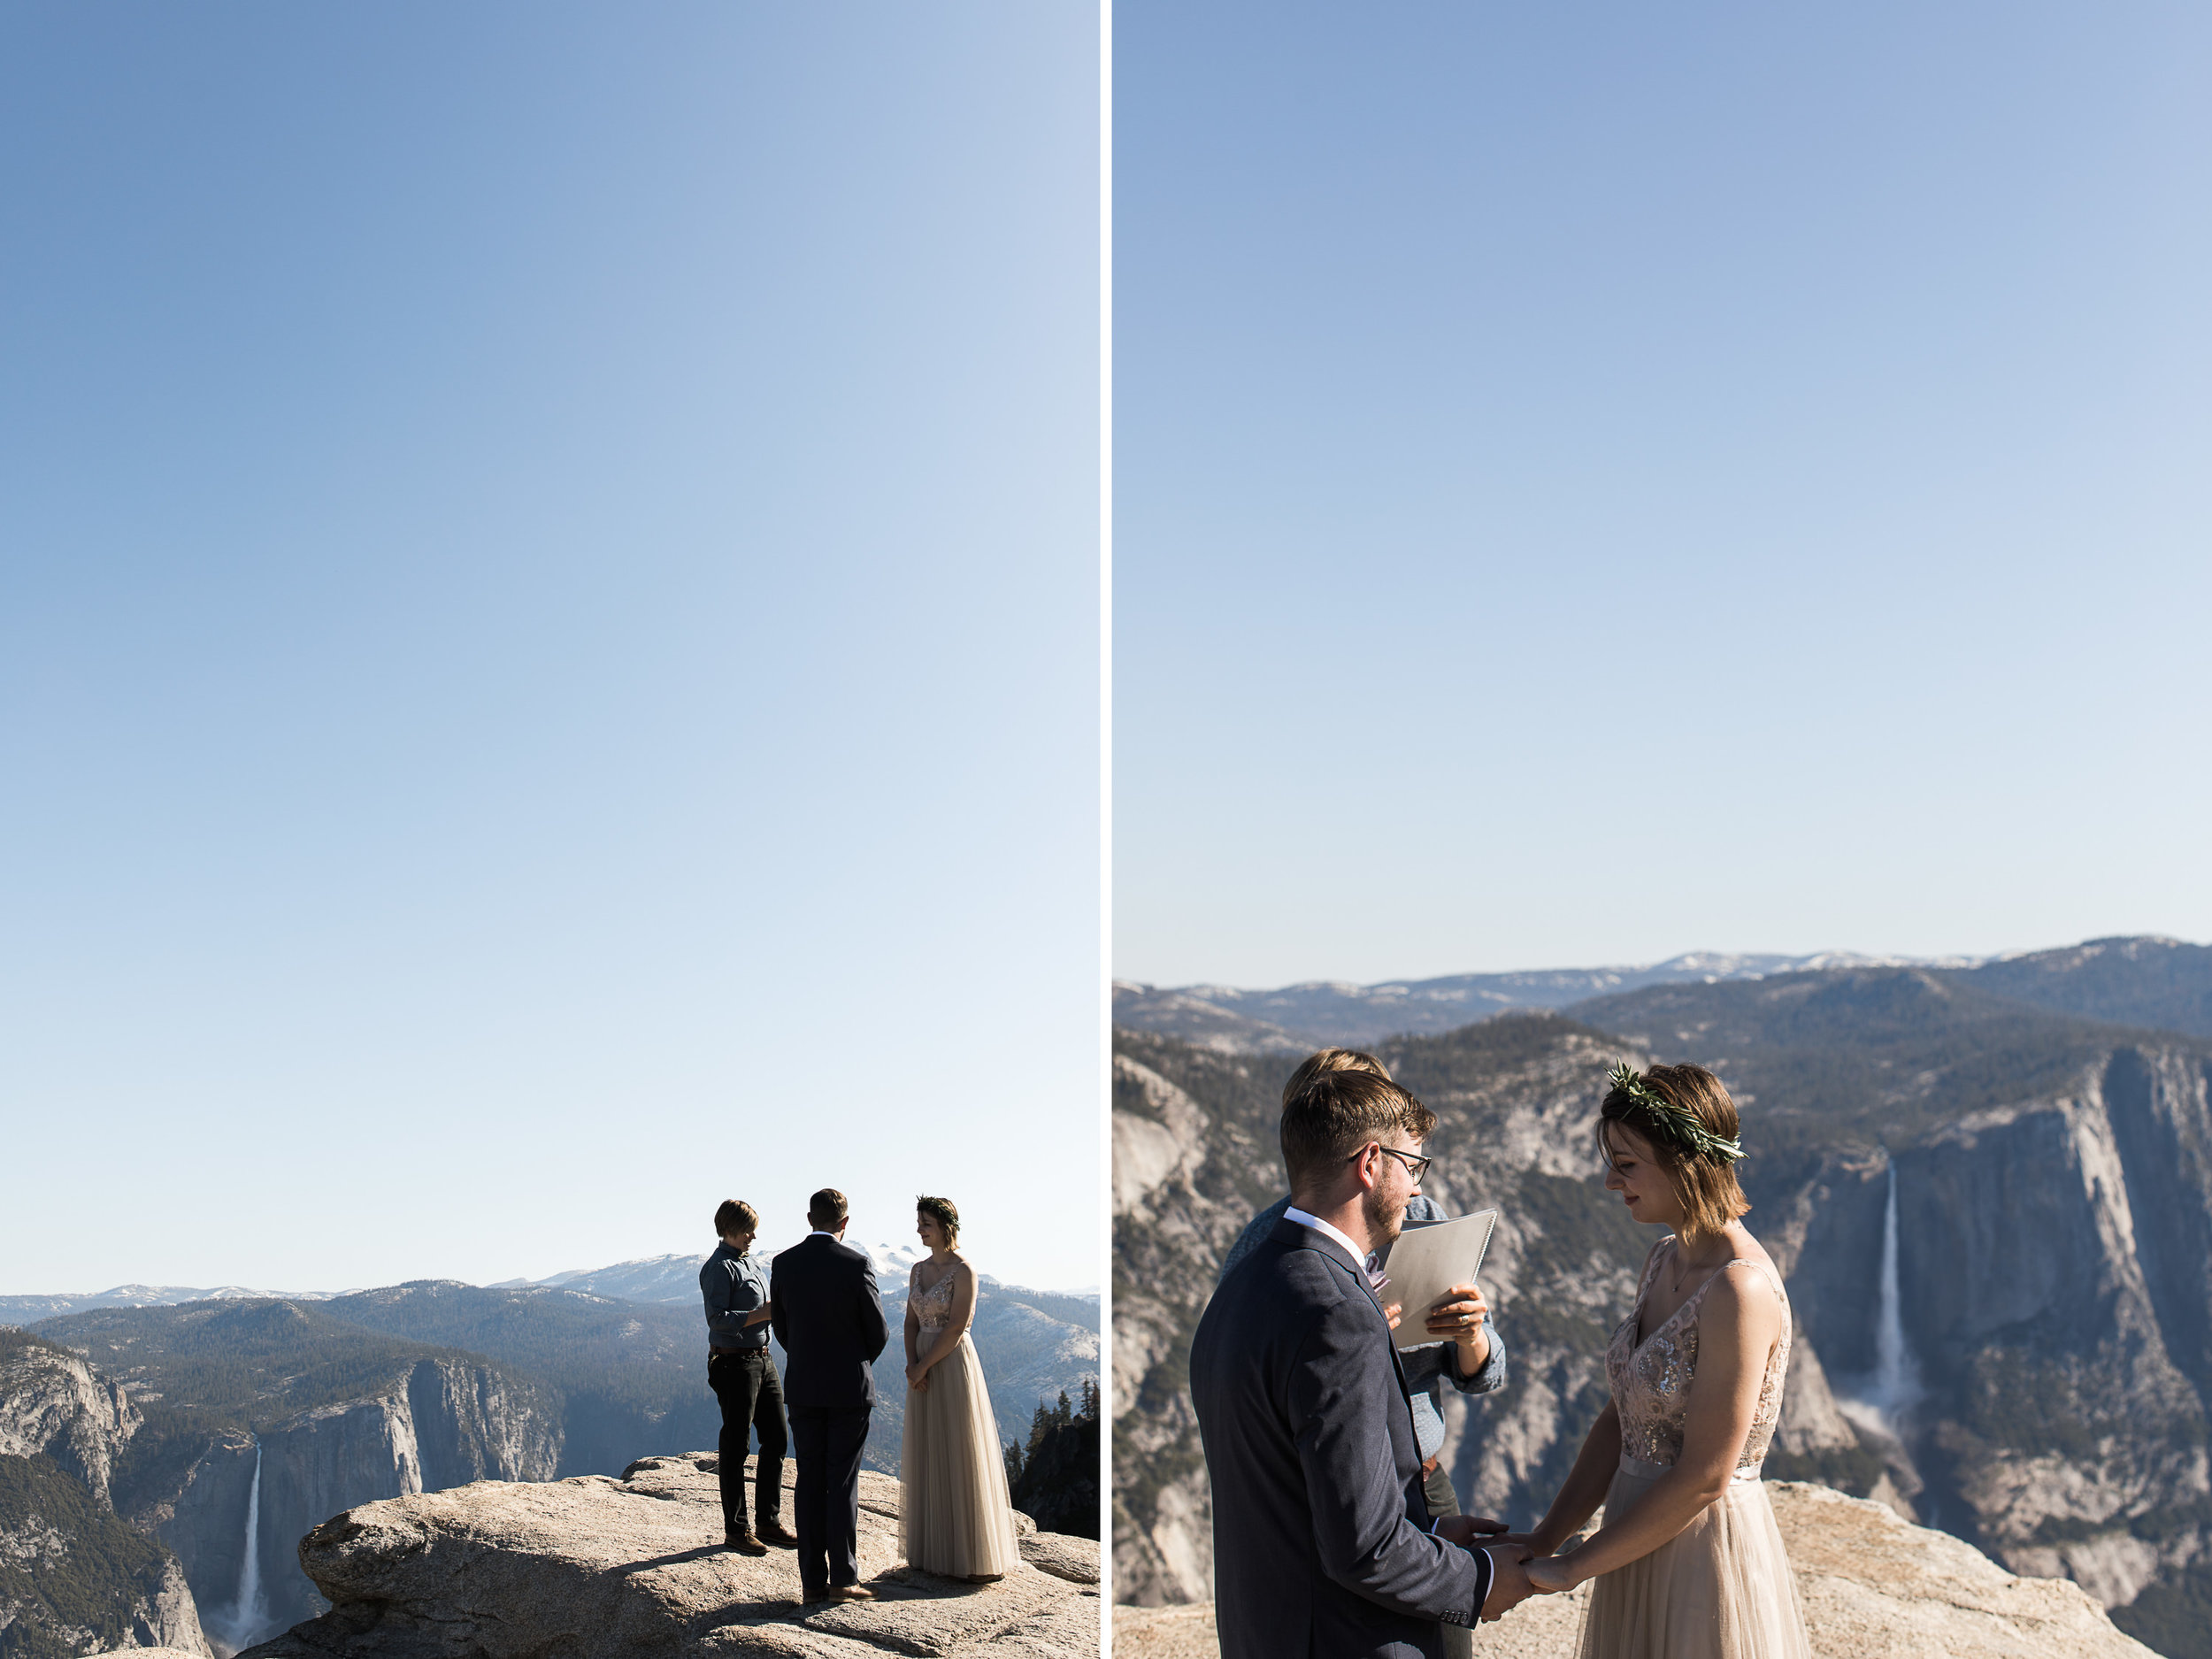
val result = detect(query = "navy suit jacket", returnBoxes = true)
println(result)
[1190,1217,1489,1659]
[769,1233,889,1411]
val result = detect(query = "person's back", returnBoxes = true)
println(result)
[1193,1217,1473,1659]
[772,1233,885,1410]
[768,1189,890,1605]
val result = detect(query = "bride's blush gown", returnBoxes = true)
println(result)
[1577,1240,1813,1659]
[900,1263,1021,1578]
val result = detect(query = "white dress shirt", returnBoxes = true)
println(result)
[1283,1206,1368,1275]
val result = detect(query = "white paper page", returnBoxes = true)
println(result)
[1378,1210,1499,1352]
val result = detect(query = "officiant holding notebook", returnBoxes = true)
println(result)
[1193,1048,1529,1659]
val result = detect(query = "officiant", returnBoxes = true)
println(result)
[1213,1048,1509,1659]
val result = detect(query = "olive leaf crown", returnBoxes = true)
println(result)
[1605,1063,1745,1164]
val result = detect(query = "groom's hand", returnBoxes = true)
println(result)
[1479,1544,1535,1622]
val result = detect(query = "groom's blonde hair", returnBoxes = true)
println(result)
[1280,1052,1436,1195]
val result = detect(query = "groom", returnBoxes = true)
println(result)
[770,1187,889,1604]
[1191,1064,1533,1658]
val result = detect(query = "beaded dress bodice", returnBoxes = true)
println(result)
[1606,1238,1791,1473]
[912,1263,959,1335]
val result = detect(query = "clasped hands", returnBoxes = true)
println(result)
[1432,1516,1577,1622]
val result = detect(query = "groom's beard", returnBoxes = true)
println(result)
[1363,1183,1409,1251]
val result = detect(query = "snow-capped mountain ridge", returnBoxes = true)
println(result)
[1115,935,2212,1055]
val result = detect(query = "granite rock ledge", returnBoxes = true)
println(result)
[238,1453,1096,1659]
[1111,1482,2163,1659]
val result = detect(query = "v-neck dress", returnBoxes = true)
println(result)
[899,1261,1020,1578]
[1574,1237,1812,1659]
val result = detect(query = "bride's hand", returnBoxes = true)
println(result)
[1523,1556,1576,1594]
[905,1361,929,1392]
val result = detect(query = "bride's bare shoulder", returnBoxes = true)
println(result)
[1707,1250,1785,1332]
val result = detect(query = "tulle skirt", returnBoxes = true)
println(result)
[900,1332,1021,1578]
[1576,1463,1812,1659]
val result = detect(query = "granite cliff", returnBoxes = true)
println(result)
[235,1452,1096,1658]
[0,1330,208,1656]
[32,1302,562,1651]
[1112,1481,2162,1658]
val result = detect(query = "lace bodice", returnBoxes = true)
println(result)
[1606,1238,1791,1473]
[911,1262,961,1333]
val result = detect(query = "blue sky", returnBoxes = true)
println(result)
[0,4,1100,1293]
[1115,0,2212,987]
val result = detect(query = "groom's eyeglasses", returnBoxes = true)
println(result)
[1354,1144,1432,1183]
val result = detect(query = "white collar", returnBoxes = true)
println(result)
[809,1229,843,1240]
[1283,1206,1368,1274]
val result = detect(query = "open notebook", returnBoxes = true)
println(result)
[1379,1209,1498,1352]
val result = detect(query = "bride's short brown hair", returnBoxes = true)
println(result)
[1597,1064,1750,1242]
[916,1194,960,1241]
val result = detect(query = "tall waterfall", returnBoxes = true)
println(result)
[1837,1161,1921,1437]
[1869,1163,1920,1417]
[209,1442,269,1653]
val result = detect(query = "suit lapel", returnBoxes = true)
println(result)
[1282,1223,1425,1454]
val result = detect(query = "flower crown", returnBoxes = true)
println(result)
[1606,1063,1744,1164]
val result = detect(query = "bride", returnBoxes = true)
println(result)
[1520,1064,1812,1659]
[899,1194,1020,1581]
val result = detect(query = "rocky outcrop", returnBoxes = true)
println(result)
[237,1452,1096,1658]
[0,1330,142,1506]
[1112,1482,2162,1657]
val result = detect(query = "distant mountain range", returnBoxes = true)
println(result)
[1113,935,2212,1051]
[0,1241,1094,1331]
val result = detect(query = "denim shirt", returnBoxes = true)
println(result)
[700,1242,771,1350]
[1217,1193,1507,1463]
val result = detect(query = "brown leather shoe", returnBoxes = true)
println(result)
[757,1521,799,1548]
[724,1529,767,1555]
[828,1585,877,1602]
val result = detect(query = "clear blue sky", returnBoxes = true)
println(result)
[1116,0,2212,987]
[0,4,1101,1294]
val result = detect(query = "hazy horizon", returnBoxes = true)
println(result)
[1117,932,2200,992]
[0,1240,1101,1303]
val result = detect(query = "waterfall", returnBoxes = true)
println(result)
[1837,1161,1921,1438]
[236,1443,267,1636]
[209,1442,269,1653]
[1869,1163,1920,1417]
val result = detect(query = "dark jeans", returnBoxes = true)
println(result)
[707,1348,787,1532]
[788,1404,871,1599]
